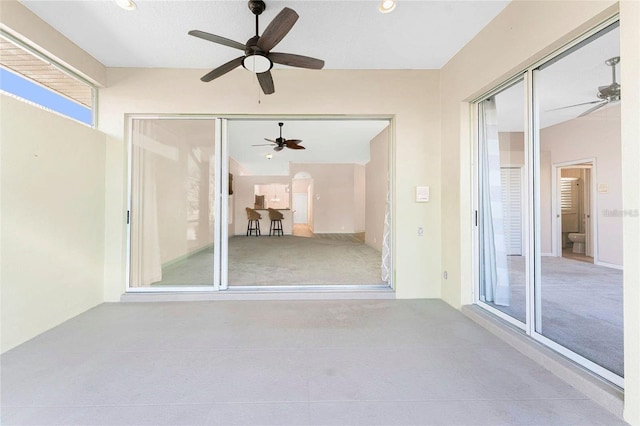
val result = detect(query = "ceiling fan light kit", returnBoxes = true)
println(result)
[188,0,325,95]
[242,53,272,73]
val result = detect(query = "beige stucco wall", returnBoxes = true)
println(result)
[0,95,106,352]
[99,68,442,300]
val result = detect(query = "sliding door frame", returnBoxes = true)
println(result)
[472,74,529,332]
[472,15,623,388]
[221,114,395,291]
[125,114,224,292]
[125,113,396,293]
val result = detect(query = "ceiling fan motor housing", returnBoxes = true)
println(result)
[248,0,266,15]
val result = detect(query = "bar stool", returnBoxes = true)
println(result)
[268,208,284,236]
[245,207,261,236]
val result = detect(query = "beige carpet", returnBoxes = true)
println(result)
[228,235,384,286]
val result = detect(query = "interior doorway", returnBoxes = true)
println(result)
[292,171,312,237]
[225,117,392,288]
[554,161,595,263]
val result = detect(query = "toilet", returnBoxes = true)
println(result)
[568,233,586,254]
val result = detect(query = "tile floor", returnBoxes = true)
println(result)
[1,300,626,425]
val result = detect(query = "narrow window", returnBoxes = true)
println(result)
[0,33,95,126]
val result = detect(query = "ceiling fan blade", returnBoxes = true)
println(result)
[188,30,246,51]
[257,7,299,52]
[274,146,284,152]
[546,100,604,112]
[269,52,324,70]
[284,139,302,147]
[252,144,275,146]
[200,56,244,82]
[286,144,305,150]
[257,70,275,95]
[264,138,277,143]
[578,101,608,117]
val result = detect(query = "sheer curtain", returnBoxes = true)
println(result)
[479,98,510,306]
[381,185,391,284]
[131,120,163,287]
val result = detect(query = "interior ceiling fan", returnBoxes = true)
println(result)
[188,0,324,95]
[550,56,621,117]
[253,122,305,151]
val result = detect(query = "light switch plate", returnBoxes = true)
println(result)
[416,186,430,202]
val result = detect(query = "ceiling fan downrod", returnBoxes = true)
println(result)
[248,1,265,36]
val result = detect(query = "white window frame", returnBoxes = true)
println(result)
[0,29,97,127]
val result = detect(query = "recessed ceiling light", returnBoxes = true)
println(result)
[266,153,273,160]
[115,0,136,11]
[379,0,396,13]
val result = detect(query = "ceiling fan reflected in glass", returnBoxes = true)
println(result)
[188,0,325,95]
[252,122,305,151]
[548,56,621,117]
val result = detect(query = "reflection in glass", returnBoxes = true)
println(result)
[478,80,526,323]
[535,23,623,377]
[130,119,217,287]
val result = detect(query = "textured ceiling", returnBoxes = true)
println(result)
[19,0,510,70]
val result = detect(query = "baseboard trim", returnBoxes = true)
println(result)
[161,243,214,269]
[595,260,624,270]
[461,304,624,420]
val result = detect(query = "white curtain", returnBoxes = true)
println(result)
[381,179,391,284]
[479,98,510,306]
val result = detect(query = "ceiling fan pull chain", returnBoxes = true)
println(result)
[257,74,262,104]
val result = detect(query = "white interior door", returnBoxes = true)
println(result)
[293,193,308,224]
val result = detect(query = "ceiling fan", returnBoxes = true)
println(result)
[188,0,324,95]
[549,56,621,117]
[253,122,305,151]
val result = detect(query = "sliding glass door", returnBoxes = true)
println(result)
[477,79,527,326]
[128,117,222,290]
[532,22,623,382]
[475,19,623,386]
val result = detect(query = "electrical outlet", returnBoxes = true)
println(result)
[417,227,424,237]
[443,270,448,279]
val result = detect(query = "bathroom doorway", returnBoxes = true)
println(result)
[555,161,594,264]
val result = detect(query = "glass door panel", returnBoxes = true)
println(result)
[478,79,527,324]
[129,118,218,288]
[534,23,623,378]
